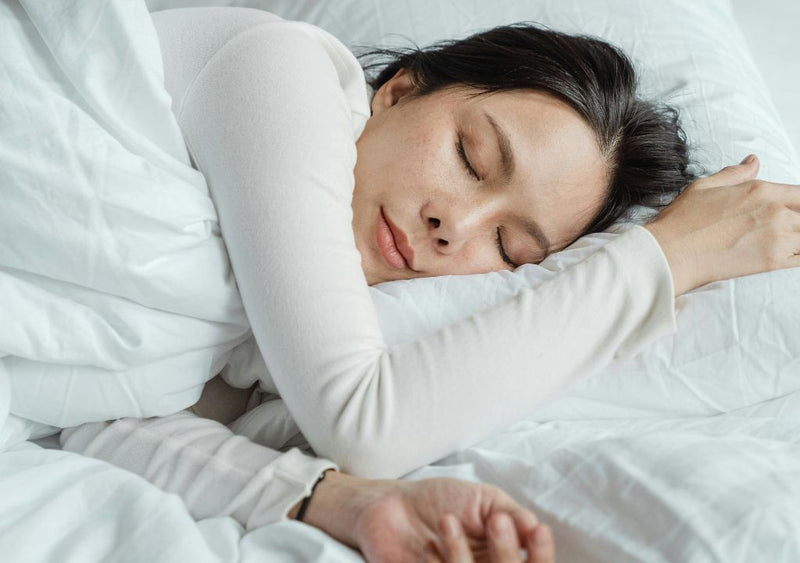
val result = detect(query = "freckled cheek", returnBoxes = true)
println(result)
[407,134,453,191]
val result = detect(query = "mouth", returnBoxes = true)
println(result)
[376,207,415,270]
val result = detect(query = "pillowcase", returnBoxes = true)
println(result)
[146,0,800,418]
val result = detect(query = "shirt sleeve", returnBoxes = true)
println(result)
[177,20,677,479]
[59,412,336,528]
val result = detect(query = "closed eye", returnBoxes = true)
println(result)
[496,227,517,268]
[456,132,480,181]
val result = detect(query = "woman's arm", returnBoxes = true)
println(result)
[61,413,556,560]
[173,17,677,479]
[60,412,336,528]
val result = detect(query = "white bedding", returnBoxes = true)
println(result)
[0,0,250,434]
[2,0,800,561]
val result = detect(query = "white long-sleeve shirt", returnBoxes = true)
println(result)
[63,7,677,526]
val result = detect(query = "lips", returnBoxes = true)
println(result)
[376,208,415,270]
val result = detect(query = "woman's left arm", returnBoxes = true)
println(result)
[181,22,675,479]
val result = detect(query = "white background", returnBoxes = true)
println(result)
[731,0,800,157]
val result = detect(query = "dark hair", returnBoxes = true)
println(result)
[359,24,694,237]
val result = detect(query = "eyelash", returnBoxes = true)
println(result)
[495,227,517,268]
[456,134,481,181]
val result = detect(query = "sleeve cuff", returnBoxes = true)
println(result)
[247,448,338,528]
[606,225,677,359]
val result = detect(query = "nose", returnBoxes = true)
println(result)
[423,199,493,255]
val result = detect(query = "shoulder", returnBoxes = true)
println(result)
[152,7,369,134]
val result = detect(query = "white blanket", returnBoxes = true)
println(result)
[0,0,249,437]
[2,0,800,561]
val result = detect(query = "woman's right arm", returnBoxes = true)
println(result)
[644,155,800,295]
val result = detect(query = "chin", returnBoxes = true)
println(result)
[366,270,392,286]
[362,262,385,286]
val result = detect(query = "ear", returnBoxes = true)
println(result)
[370,68,416,116]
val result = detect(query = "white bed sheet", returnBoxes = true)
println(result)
[2,0,800,562]
[7,409,800,562]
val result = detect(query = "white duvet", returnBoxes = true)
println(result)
[2,0,800,561]
[0,0,249,433]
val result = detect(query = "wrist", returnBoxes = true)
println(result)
[644,223,700,296]
[290,470,328,522]
[291,470,380,547]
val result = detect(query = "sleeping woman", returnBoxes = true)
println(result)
[61,7,800,562]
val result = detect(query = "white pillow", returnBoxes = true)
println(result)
[146,0,800,419]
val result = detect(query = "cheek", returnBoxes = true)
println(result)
[354,139,405,212]
[464,249,507,275]
[412,140,461,201]
[430,241,507,277]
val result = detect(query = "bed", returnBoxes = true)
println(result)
[1,0,799,561]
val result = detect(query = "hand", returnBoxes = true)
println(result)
[644,155,800,295]
[295,471,555,562]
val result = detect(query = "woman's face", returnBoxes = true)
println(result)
[352,69,609,285]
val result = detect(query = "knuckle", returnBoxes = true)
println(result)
[483,483,511,502]
[747,180,770,199]
[687,176,708,190]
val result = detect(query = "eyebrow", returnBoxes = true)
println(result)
[521,218,551,258]
[484,112,515,182]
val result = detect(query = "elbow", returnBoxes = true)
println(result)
[303,380,420,479]
[295,357,432,479]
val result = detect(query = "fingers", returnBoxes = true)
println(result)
[527,525,555,563]
[434,513,556,563]
[487,513,524,562]
[437,514,473,563]
[481,485,547,560]
[504,504,539,541]
[483,486,539,542]
[693,154,760,190]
